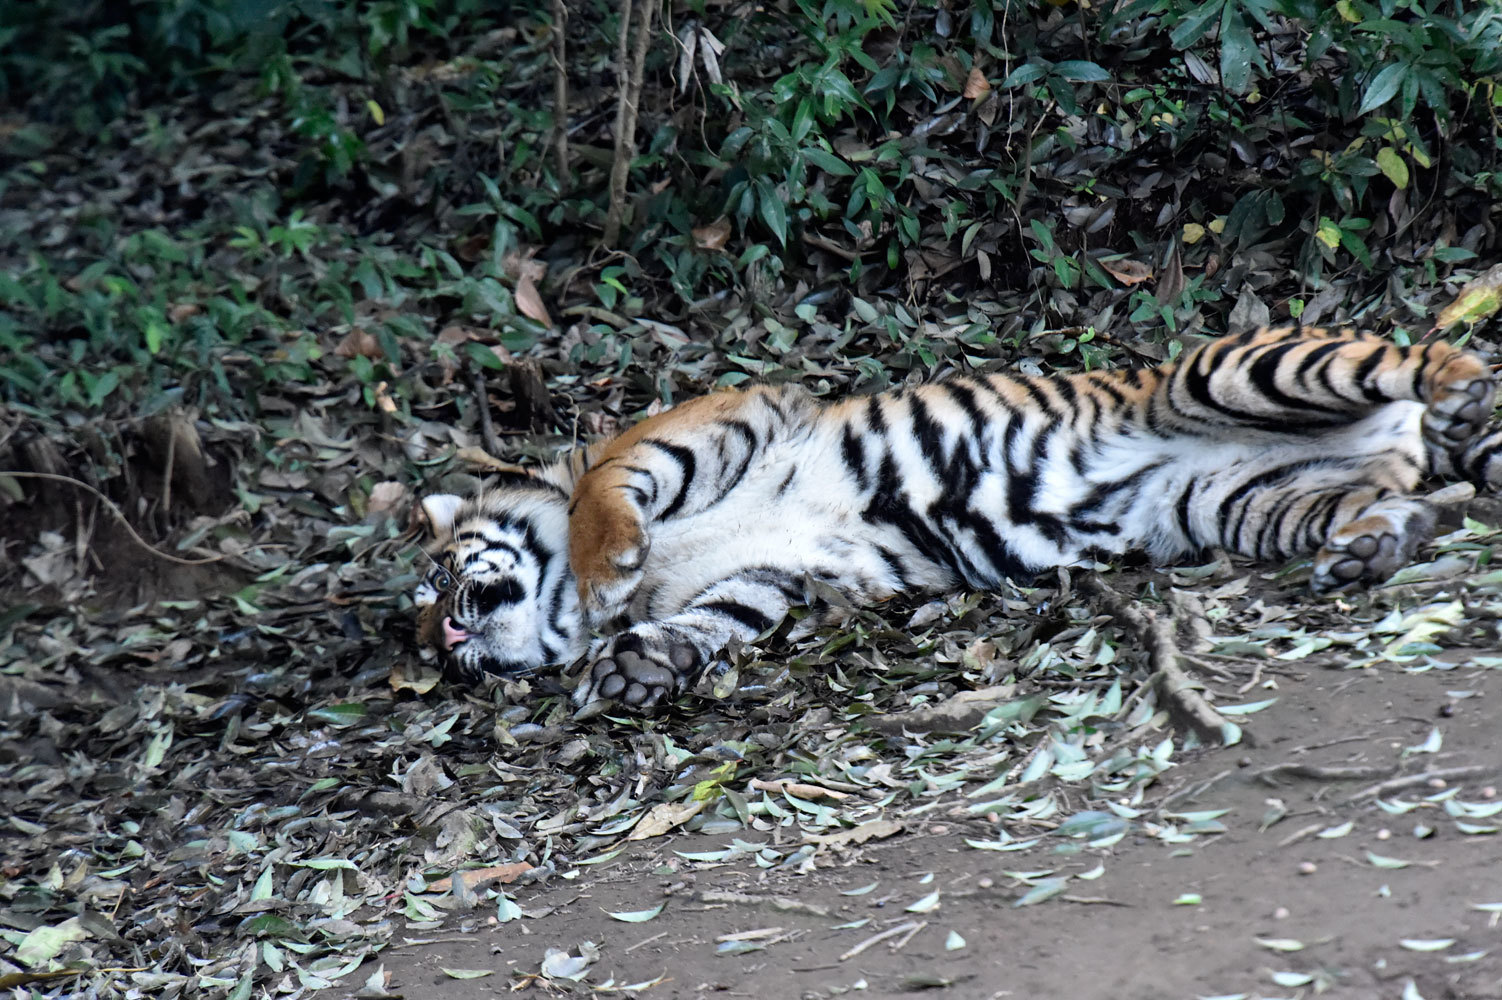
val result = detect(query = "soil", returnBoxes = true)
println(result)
[372,663,1502,1000]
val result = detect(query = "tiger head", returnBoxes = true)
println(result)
[414,475,586,683]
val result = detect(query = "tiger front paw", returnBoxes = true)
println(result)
[572,630,702,712]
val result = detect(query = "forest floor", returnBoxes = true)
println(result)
[379,659,1502,1000]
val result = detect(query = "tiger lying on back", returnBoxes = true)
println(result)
[415,326,1502,711]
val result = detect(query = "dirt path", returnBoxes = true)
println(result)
[374,663,1502,1000]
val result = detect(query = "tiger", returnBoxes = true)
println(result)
[414,326,1502,712]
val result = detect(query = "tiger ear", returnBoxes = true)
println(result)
[420,494,465,539]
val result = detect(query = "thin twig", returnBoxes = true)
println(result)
[1346,764,1492,802]
[161,420,176,516]
[551,0,569,185]
[2,471,225,566]
[839,921,919,961]
[472,372,501,457]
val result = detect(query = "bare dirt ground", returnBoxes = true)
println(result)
[374,662,1502,1000]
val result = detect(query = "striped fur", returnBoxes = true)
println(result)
[415,326,1502,708]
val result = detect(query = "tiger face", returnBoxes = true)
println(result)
[414,478,586,683]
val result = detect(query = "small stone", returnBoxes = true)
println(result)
[1298,861,1317,875]
[1428,778,1448,789]
[1273,906,1290,920]
[977,877,994,889]
[1376,828,1391,840]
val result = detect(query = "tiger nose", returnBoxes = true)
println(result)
[442,617,470,650]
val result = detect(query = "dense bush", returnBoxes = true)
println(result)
[2,0,1500,421]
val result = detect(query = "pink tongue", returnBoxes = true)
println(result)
[441,617,471,650]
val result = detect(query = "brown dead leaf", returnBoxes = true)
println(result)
[1156,242,1186,306]
[436,325,480,347]
[963,67,991,100]
[693,216,732,251]
[514,274,553,327]
[367,481,410,514]
[501,249,546,284]
[426,863,533,894]
[168,303,202,323]
[455,447,525,471]
[389,659,441,695]
[628,800,707,840]
[1101,258,1152,286]
[335,328,383,360]
[749,779,851,801]
[804,819,904,847]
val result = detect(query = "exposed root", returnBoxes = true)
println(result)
[1254,762,1395,786]
[1346,764,1492,802]
[1084,574,1237,745]
[1,470,225,566]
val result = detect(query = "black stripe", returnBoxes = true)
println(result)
[841,424,870,491]
[697,599,776,634]
[1174,482,1196,545]
[1249,343,1343,417]
[646,440,696,520]
[1351,346,1389,403]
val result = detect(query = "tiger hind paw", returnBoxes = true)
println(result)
[572,629,703,712]
[1424,373,1495,451]
[1311,501,1436,593]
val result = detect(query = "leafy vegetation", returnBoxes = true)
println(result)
[3,0,1500,422]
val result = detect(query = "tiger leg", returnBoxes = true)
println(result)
[1160,327,1494,441]
[1210,474,1435,591]
[572,567,801,710]
[1428,425,1502,487]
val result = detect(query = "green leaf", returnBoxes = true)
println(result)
[306,703,367,726]
[757,180,788,248]
[1219,5,1257,94]
[1359,63,1409,115]
[802,146,855,177]
[1001,62,1048,88]
[1376,147,1410,188]
[15,919,88,967]
[441,968,495,979]
[1053,60,1110,83]
[605,903,665,922]
[464,340,506,370]
[1170,0,1226,49]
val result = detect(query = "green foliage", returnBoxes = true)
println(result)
[4,0,1501,424]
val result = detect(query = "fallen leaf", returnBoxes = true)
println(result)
[749,778,850,800]
[963,67,991,100]
[373,380,398,413]
[1434,263,1502,329]
[628,799,707,840]
[168,302,202,323]
[388,660,441,695]
[454,447,526,471]
[805,819,904,847]
[426,863,534,894]
[335,328,383,360]
[366,481,410,514]
[693,216,732,251]
[514,274,553,327]
[1101,258,1152,286]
